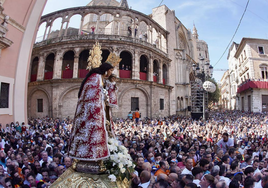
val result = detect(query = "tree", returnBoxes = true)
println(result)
[207,77,220,104]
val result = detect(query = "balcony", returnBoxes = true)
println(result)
[119,70,131,79]
[62,70,73,79]
[79,69,88,78]
[139,72,147,81]
[44,72,53,80]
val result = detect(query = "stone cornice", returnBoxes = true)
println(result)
[33,34,170,61]
[28,77,174,90]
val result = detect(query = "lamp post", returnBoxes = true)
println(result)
[192,60,214,120]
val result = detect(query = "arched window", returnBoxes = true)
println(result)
[101,49,110,63]
[163,64,167,85]
[140,55,148,81]
[30,57,39,82]
[78,50,89,78]
[153,60,159,82]
[119,51,132,78]
[44,53,54,80]
[62,51,74,79]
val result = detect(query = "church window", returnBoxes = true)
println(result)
[258,46,264,54]
[37,99,43,112]
[131,97,139,111]
[160,99,164,110]
[0,82,9,108]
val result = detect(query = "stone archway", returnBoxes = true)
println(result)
[58,86,80,119]
[28,88,50,118]
[118,86,150,118]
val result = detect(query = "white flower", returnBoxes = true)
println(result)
[120,168,126,173]
[127,161,132,167]
[108,174,117,182]
[119,145,125,151]
[118,153,123,159]
[114,140,119,147]
[118,163,123,169]
[123,149,128,155]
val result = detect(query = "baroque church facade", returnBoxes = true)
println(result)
[28,0,211,119]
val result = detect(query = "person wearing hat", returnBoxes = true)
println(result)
[170,159,178,168]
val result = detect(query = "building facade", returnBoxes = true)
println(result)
[28,0,212,120]
[0,0,47,125]
[220,70,231,109]
[225,38,268,112]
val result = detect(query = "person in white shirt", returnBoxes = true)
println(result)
[253,160,261,175]
[42,140,52,151]
[39,151,52,166]
[216,133,234,154]
[192,167,204,187]
[138,170,151,188]
[181,157,193,175]
[219,165,231,186]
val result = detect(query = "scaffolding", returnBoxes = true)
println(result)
[190,81,208,114]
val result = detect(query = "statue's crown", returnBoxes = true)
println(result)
[105,53,121,67]
[87,42,121,70]
[87,42,102,70]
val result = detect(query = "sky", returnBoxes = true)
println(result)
[41,0,268,83]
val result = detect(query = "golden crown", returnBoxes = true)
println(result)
[87,42,102,70]
[87,42,121,70]
[105,53,122,67]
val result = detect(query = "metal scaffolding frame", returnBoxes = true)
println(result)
[190,81,208,114]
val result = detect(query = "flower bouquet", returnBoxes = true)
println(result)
[106,138,135,182]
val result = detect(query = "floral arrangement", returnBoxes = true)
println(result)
[106,137,135,182]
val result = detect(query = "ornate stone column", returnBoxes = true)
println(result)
[96,15,100,34]
[58,21,64,37]
[159,33,162,50]
[73,55,79,78]
[64,19,70,36]
[79,16,84,35]
[43,24,48,40]
[132,18,135,38]
[52,83,60,118]
[113,49,120,77]
[158,61,163,84]
[132,50,140,79]
[53,51,63,79]
[118,21,121,36]
[46,22,53,39]
[148,56,153,81]
[150,27,153,44]
[111,20,115,35]
[37,55,45,81]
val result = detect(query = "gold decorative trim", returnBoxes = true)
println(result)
[50,167,131,188]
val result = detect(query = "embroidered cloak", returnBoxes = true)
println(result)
[69,73,109,161]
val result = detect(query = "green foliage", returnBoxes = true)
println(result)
[207,77,220,103]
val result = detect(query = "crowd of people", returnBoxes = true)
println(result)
[0,110,268,187]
